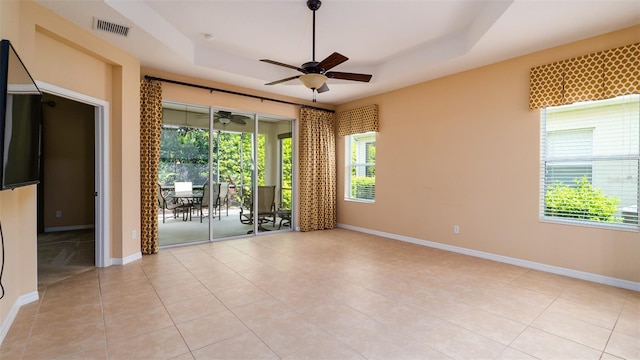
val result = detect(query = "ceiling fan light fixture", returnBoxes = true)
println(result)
[219,117,231,125]
[299,73,327,89]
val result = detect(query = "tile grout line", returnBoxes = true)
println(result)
[598,293,629,359]
[192,240,373,359]
[97,268,110,360]
[174,244,282,359]
[148,248,196,359]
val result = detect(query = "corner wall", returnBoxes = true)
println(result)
[0,0,140,339]
[336,26,640,285]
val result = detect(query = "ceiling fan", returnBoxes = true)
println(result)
[214,111,248,125]
[260,0,373,101]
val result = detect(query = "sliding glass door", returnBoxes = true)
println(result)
[254,117,293,233]
[212,111,256,238]
[158,103,210,246]
[158,102,293,246]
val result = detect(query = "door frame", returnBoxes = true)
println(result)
[36,81,110,267]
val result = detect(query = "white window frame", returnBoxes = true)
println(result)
[539,95,639,230]
[345,132,376,203]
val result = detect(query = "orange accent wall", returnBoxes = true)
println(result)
[336,25,640,283]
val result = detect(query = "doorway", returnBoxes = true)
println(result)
[35,82,110,285]
[37,93,94,286]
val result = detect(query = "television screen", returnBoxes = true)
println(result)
[0,40,42,190]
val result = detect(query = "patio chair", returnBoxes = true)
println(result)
[193,182,220,222]
[239,185,276,228]
[218,182,230,218]
[158,183,188,223]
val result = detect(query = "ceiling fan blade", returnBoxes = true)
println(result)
[326,71,372,82]
[213,111,229,120]
[265,75,301,86]
[260,59,306,73]
[230,115,248,125]
[318,52,348,71]
[317,83,330,93]
[213,111,248,125]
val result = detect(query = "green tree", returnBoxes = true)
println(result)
[545,176,621,222]
[159,127,267,206]
[351,176,375,200]
[159,127,209,185]
[365,142,376,177]
[281,137,292,209]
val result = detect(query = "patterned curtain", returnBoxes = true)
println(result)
[529,43,639,109]
[140,78,163,254]
[298,107,336,231]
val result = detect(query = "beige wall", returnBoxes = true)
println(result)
[144,68,332,117]
[0,0,140,329]
[336,25,640,283]
[20,1,141,257]
[26,2,140,259]
[0,0,37,332]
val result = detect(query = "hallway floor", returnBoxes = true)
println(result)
[37,229,94,288]
[2,229,638,359]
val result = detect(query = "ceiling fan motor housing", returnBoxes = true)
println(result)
[302,61,322,73]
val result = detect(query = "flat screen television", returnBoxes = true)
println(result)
[0,39,42,190]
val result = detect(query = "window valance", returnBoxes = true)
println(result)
[529,43,639,110]
[337,104,379,136]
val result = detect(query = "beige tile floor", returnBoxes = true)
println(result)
[1,229,638,359]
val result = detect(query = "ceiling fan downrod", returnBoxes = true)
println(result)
[307,0,321,62]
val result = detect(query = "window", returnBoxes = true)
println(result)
[345,132,376,201]
[540,95,639,228]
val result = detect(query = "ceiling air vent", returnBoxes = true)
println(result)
[93,18,130,37]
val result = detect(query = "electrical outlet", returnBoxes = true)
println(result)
[55,210,62,218]
[453,225,460,234]
[131,230,137,240]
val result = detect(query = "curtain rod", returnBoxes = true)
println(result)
[144,75,335,113]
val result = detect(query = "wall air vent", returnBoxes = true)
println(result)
[93,18,130,37]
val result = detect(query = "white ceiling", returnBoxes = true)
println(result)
[36,0,640,105]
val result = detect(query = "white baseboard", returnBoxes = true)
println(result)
[0,291,39,346]
[112,251,142,266]
[44,225,94,232]
[337,223,640,291]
